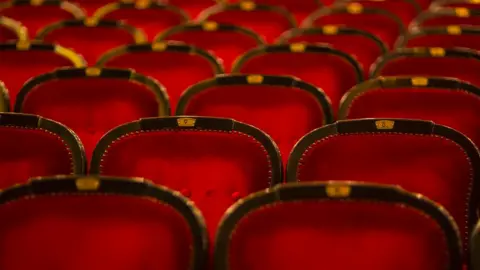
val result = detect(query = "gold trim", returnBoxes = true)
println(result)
[246,75,264,84]
[326,183,351,198]
[429,47,446,57]
[375,120,395,130]
[447,25,462,35]
[54,46,85,67]
[15,40,30,50]
[76,177,100,191]
[177,117,196,127]
[322,25,338,35]
[455,7,470,17]
[411,77,428,86]
[289,43,306,52]
[85,67,101,77]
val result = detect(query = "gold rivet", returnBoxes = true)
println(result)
[322,25,338,35]
[447,25,462,35]
[289,43,306,52]
[326,183,351,198]
[135,0,151,9]
[76,177,100,191]
[85,17,98,27]
[152,42,167,51]
[347,3,363,14]
[202,21,218,31]
[247,75,264,84]
[240,1,256,11]
[177,117,196,127]
[455,7,470,17]
[375,120,395,130]
[429,47,445,57]
[16,40,30,50]
[85,67,101,77]
[411,77,429,86]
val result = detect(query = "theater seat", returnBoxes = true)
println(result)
[431,0,480,9]
[93,1,188,41]
[411,8,480,28]
[0,16,27,42]
[230,0,322,21]
[214,182,462,270]
[371,47,480,87]
[397,26,480,51]
[277,26,387,78]
[97,42,224,112]
[287,118,480,249]
[198,2,296,43]
[232,44,363,113]
[90,116,283,241]
[167,0,220,18]
[0,0,85,39]
[0,41,85,107]
[302,3,405,48]
[71,0,121,15]
[0,113,85,189]
[154,21,265,71]
[0,176,207,270]
[36,19,146,65]
[176,74,333,164]
[15,67,170,162]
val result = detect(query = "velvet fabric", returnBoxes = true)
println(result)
[295,133,473,241]
[160,29,262,72]
[0,24,17,42]
[403,32,480,51]
[226,201,451,270]
[376,56,480,88]
[0,49,77,106]
[347,0,418,27]
[100,50,220,112]
[181,84,326,164]
[0,126,73,189]
[231,0,322,21]
[40,25,138,65]
[0,194,195,270]
[98,130,273,241]
[418,15,480,27]
[0,5,79,39]
[236,52,360,113]
[19,77,161,162]
[70,0,113,15]
[167,0,216,18]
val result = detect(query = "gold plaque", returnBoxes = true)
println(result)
[135,0,151,9]
[322,25,338,35]
[85,17,98,27]
[31,0,44,6]
[326,184,351,198]
[411,77,428,86]
[202,21,218,31]
[76,178,100,191]
[247,75,264,84]
[429,47,445,57]
[375,120,395,130]
[177,118,196,127]
[347,3,363,14]
[240,1,256,11]
[447,25,462,35]
[85,67,101,77]
[152,42,167,51]
[455,7,470,17]
[290,43,306,52]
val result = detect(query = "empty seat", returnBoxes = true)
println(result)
[93,1,189,41]
[0,176,207,270]
[287,118,480,247]
[431,0,480,9]
[198,1,296,43]
[0,41,85,107]
[0,0,85,39]
[0,113,85,189]
[371,47,480,87]
[154,21,265,71]
[232,44,363,113]
[176,74,333,164]
[411,8,480,28]
[214,182,462,270]
[277,26,387,78]
[90,116,283,240]
[339,76,480,149]
[167,0,219,18]
[397,26,480,51]
[15,67,170,161]
[97,42,224,111]
[0,16,27,42]
[302,3,405,48]
[230,0,322,21]
[36,19,146,65]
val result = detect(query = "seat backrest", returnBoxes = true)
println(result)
[397,26,480,51]
[431,0,480,10]
[0,113,85,188]
[230,0,322,21]
[176,74,333,164]
[69,0,116,15]
[198,2,296,43]
[15,67,170,162]
[93,2,188,41]
[0,176,208,270]
[232,44,363,113]
[0,16,27,42]
[371,47,480,87]
[97,42,224,112]
[215,182,462,270]
[155,21,265,71]
[167,0,220,18]
[287,118,480,250]
[302,3,405,48]
[277,26,387,78]
[36,19,146,65]
[411,8,480,28]
[90,116,282,241]
[0,41,85,107]
[0,0,85,38]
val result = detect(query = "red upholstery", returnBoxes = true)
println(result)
[416,12,480,27]
[230,0,322,21]
[18,76,163,162]
[0,194,195,270]
[432,1,480,9]
[70,0,113,15]
[0,18,21,42]
[402,31,480,51]
[168,0,218,17]
[97,128,274,240]
[234,49,361,113]
[342,0,419,27]
[294,132,473,240]
[225,201,451,270]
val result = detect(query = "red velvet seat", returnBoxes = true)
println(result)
[232,44,363,114]
[70,0,119,15]
[97,42,224,112]
[154,22,265,72]
[15,67,170,162]
[277,26,387,78]
[90,116,283,241]
[411,8,480,28]
[214,182,463,270]
[0,0,85,39]
[167,0,219,18]
[197,2,296,43]
[287,118,480,249]
[0,41,85,107]
[302,3,405,48]
[176,75,333,164]
[0,16,27,42]
[0,113,85,189]
[93,2,188,41]
[431,0,480,10]
[397,26,480,51]
[371,47,480,87]
[36,19,146,65]
[0,176,208,270]
[230,0,322,21]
